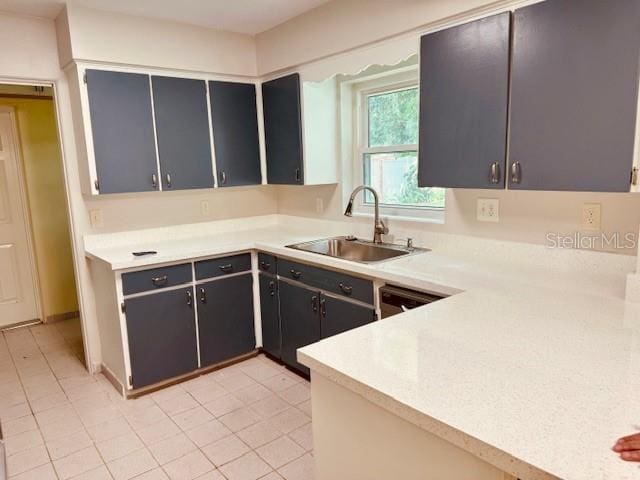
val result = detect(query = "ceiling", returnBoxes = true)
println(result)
[0,0,332,34]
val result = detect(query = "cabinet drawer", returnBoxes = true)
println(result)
[278,258,373,305]
[258,253,277,274]
[122,263,192,296]
[195,253,251,280]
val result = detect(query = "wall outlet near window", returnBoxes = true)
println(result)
[582,203,601,231]
[477,198,499,223]
[89,209,104,228]
[201,200,210,216]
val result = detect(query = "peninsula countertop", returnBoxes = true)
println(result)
[84,215,640,480]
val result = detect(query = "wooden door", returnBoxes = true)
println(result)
[209,81,261,187]
[197,274,256,367]
[0,108,39,327]
[278,280,320,375]
[152,76,214,190]
[125,287,198,389]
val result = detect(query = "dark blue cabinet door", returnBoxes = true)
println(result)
[86,70,158,194]
[262,74,304,185]
[152,76,214,190]
[320,295,375,339]
[209,81,261,187]
[509,0,640,192]
[278,280,320,375]
[418,13,510,189]
[259,273,280,359]
[198,274,256,367]
[125,288,198,389]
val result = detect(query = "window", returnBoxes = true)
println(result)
[356,79,445,217]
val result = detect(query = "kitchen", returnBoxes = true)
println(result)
[1,0,640,479]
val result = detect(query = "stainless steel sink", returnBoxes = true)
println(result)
[286,236,428,264]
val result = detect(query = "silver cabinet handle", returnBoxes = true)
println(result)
[151,275,168,287]
[269,281,275,297]
[490,162,500,184]
[219,264,233,273]
[290,269,302,279]
[510,161,521,184]
[186,290,193,307]
[320,297,326,317]
[311,295,318,313]
[339,282,353,295]
[152,173,158,189]
[219,171,226,185]
[165,173,172,188]
[199,287,206,304]
[295,168,301,183]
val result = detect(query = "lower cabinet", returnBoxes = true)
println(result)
[125,287,199,389]
[197,273,256,367]
[278,275,376,376]
[259,273,281,359]
[321,295,376,339]
[279,280,321,375]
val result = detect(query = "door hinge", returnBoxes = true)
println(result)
[120,302,126,314]
[94,179,100,192]
[631,167,638,186]
[128,375,133,387]
[83,72,87,84]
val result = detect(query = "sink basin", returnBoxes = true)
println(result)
[286,236,428,264]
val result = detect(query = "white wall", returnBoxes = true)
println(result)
[64,4,257,76]
[259,0,640,255]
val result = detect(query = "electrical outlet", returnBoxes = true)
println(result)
[201,200,210,216]
[89,209,103,228]
[477,198,499,223]
[582,203,601,231]
[316,198,324,214]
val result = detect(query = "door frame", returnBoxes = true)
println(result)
[0,76,89,370]
[0,105,43,326]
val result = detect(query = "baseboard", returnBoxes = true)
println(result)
[45,311,79,323]
[100,364,125,397]
[0,318,41,331]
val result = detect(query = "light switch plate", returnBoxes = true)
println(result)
[477,198,499,223]
[582,203,601,231]
[89,209,103,228]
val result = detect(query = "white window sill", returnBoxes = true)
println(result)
[350,209,445,225]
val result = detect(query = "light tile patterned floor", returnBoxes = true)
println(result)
[0,320,314,480]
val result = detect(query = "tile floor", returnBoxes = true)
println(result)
[0,319,314,480]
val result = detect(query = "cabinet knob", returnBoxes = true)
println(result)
[165,173,172,188]
[219,171,227,185]
[490,162,500,184]
[510,161,522,184]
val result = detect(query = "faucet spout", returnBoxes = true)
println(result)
[344,186,389,244]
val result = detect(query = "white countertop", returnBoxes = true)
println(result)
[84,215,640,480]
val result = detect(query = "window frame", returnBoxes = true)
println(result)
[352,72,445,222]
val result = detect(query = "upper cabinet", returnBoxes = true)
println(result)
[152,76,214,190]
[508,0,640,192]
[262,73,305,185]
[417,13,511,189]
[85,70,159,194]
[209,81,261,187]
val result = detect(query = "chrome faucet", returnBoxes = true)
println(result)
[344,186,389,244]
